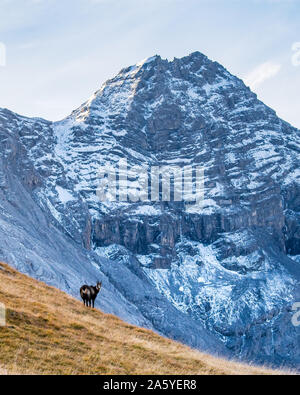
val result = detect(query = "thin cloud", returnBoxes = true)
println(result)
[244,62,281,90]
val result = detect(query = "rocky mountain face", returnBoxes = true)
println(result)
[0,52,299,368]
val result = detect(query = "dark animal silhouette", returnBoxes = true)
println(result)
[80,281,102,308]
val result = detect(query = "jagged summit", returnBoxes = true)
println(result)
[120,51,209,74]
[67,51,233,122]
[0,51,299,369]
[67,51,246,135]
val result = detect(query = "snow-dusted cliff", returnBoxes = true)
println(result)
[0,52,299,368]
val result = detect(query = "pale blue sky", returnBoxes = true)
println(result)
[0,0,299,128]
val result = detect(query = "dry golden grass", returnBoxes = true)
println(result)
[0,262,291,375]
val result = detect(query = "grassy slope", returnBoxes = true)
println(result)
[0,262,288,375]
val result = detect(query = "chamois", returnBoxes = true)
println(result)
[80,281,102,308]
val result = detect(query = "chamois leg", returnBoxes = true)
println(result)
[92,299,94,308]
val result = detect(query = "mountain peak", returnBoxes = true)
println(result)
[0,50,300,370]
[68,50,239,126]
[180,50,208,62]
